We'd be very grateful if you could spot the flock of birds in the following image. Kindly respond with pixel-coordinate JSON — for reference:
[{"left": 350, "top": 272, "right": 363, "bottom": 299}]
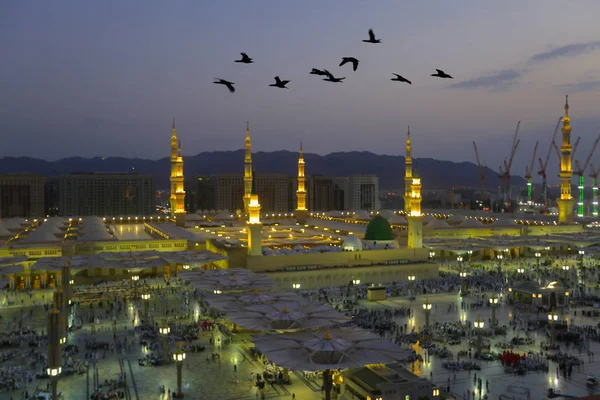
[{"left": 213, "top": 29, "right": 454, "bottom": 93}]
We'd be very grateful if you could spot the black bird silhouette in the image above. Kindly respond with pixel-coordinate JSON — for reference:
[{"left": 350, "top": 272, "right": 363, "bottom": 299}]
[
  {"left": 362, "top": 29, "right": 381, "bottom": 44},
  {"left": 339, "top": 57, "right": 359, "bottom": 71},
  {"left": 269, "top": 76, "right": 290, "bottom": 89},
  {"left": 234, "top": 53, "right": 254, "bottom": 64},
  {"left": 213, "top": 78, "right": 235, "bottom": 93},
  {"left": 431, "top": 69, "right": 453, "bottom": 79},
  {"left": 391, "top": 73, "right": 411, "bottom": 84},
  {"left": 322, "top": 70, "right": 345, "bottom": 83},
  {"left": 310, "top": 68, "right": 328, "bottom": 76}
]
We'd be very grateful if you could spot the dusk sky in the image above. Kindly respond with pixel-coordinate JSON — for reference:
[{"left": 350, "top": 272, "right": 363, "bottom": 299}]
[{"left": 2, "top": 1, "right": 600, "bottom": 179}]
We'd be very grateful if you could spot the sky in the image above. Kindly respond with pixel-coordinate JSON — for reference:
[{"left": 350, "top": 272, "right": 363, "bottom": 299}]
[{"left": 2, "top": 1, "right": 600, "bottom": 179}]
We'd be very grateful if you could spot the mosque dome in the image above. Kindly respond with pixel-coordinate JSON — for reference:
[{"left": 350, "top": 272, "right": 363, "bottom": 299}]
[
  {"left": 364, "top": 215, "right": 394, "bottom": 241},
  {"left": 343, "top": 234, "right": 363, "bottom": 251}
]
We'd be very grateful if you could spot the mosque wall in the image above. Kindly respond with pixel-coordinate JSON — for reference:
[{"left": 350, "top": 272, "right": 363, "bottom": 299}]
[
  {"left": 264, "top": 262, "right": 439, "bottom": 290},
  {"left": 245, "top": 247, "right": 430, "bottom": 272}
]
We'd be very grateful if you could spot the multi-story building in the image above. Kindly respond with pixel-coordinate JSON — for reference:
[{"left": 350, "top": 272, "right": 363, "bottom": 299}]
[
  {"left": 350, "top": 175, "right": 380, "bottom": 211},
  {"left": 214, "top": 174, "right": 244, "bottom": 213},
  {"left": 0, "top": 173, "right": 46, "bottom": 218},
  {"left": 332, "top": 177, "right": 351, "bottom": 211},
  {"left": 310, "top": 176, "right": 334, "bottom": 211},
  {"left": 59, "top": 173, "right": 155, "bottom": 217}
]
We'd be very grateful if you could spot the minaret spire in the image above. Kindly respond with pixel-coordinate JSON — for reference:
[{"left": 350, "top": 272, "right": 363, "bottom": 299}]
[
  {"left": 247, "top": 168, "right": 262, "bottom": 256},
  {"left": 243, "top": 122, "right": 253, "bottom": 214},
  {"left": 169, "top": 120, "right": 185, "bottom": 226},
  {"left": 296, "top": 142, "right": 307, "bottom": 222},
  {"left": 404, "top": 126, "right": 413, "bottom": 214},
  {"left": 557, "top": 95, "right": 575, "bottom": 224}
]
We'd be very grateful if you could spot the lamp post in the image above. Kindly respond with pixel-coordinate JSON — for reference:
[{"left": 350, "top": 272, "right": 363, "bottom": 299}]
[
  {"left": 47, "top": 306, "right": 63, "bottom": 400},
  {"left": 352, "top": 279, "right": 360, "bottom": 304},
  {"left": 544, "top": 246, "right": 551, "bottom": 258},
  {"left": 459, "top": 272, "right": 467, "bottom": 296},
  {"left": 489, "top": 294, "right": 499, "bottom": 328},
  {"left": 407, "top": 275, "right": 415, "bottom": 297},
  {"left": 423, "top": 298, "right": 432, "bottom": 331},
  {"left": 141, "top": 292, "right": 151, "bottom": 320},
  {"left": 474, "top": 315, "right": 485, "bottom": 354},
  {"left": 131, "top": 275, "right": 139, "bottom": 299},
  {"left": 578, "top": 250, "right": 585, "bottom": 268},
  {"left": 496, "top": 254, "right": 503, "bottom": 275},
  {"left": 53, "top": 289, "right": 66, "bottom": 345},
  {"left": 172, "top": 344, "right": 186, "bottom": 398},
  {"left": 160, "top": 322, "right": 170, "bottom": 363},
  {"left": 548, "top": 310, "right": 558, "bottom": 345},
  {"left": 467, "top": 250, "right": 473, "bottom": 263},
  {"left": 457, "top": 256, "right": 463, "bottom": 270},
  {"left": 562, "top": 265, "right": 570, "bottom": 286},
  {"left": 429, "top": 251, "right": 435, "bottom": 260},
  {"left": 534, "top": 252, "right": 541, "bottom": 268}
]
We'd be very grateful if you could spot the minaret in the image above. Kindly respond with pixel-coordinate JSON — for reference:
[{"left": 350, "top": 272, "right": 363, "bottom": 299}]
[
  {"left": 243, "top": 122, "right": 253, "bottom": 214},
  {"left": 247, "top": 170, "right": 262, "bottom": 256},
  {"left": 406, "top": 134, "right": 424, "bottom": 249},
  {"left": 296, "top": 142, "right": 309, "bottom": 223},
  {"left": 169, "top": 119, "right": 186, "bottom": 226},
  {"left": 404, "top": 127, "right": 413, "bottom": 214},
  {"left": 557, "top": 95, "right": 576, "bottom": 224}
]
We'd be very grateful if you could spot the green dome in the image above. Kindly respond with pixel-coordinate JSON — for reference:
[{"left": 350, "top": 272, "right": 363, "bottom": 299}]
[{"left": 364, "top": 215, "right": 394, "bottom": 241}]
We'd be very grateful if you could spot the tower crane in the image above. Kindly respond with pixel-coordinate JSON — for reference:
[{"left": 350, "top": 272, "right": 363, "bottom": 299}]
[
  {"left": 499, "top": 121, "right": 521, "bottom": 212},
  {"left": 472, "top": 141, "right": 486, "bottom": 204},
  {"left": 537, "top": 117, "right": 562, "bottom": 213},
  {"left": 574, "top": 133, "right": 600, "bottom": 217},
  {"left": 524, "top": 141, "right": 539, "bottom": 202},
  {"left": 588, "top": 163, "right": 600, "bottom": 217}
]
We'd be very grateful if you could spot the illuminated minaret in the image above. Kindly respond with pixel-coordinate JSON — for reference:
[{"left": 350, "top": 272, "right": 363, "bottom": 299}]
[
  {"left": 296, "top": 142, "right": 309, "bottom": 223},
  {"left": 169, "top": 119, "right": 186, "bottom": 226},
  {"left": 404, "top": 127, "right": 413, "bottom": 214},
  {"left": 407, "top": 163, "right": 424, "bottom": 249},
  {"left": 247, "top": 170, "right": 263, "bottom": 256},
  {"left": 243, "top": 122, "right": 253, "bottom": 214},
  {"left": 557, "top": 95, "right": 576, "bottom": 224}
]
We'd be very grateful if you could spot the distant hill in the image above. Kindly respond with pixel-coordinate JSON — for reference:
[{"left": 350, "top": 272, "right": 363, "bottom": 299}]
[{"left": 0, "top": 151, "right": 523, "bottom": 190}]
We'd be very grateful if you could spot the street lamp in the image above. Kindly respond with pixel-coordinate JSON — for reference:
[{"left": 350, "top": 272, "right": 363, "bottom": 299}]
[
  {"left": 172, "top": 344, "right": 186, "bottom": 398},
  {"left": 141, "top": 292, "right": 151, "bottom": 320},
  {"left": 47, "top": 306, "right": 63, "bottom": 400},
  {"left": 407, "top": 275, "right": 415, "bottom": 297},
  {"left": 131, "top": 275, "right": 139, "bottom": 298},
  {"left": 292, "top": 283, "right": 301, "bottom": 290},
  {"left": 534, "top": 252, "right": 541, "bottom": 268},
  {"left": 517, "top": 268, "right": 525, "bottom": 275},
  {"left": 496, "top": 254, "right": 503, "bottom": 274},
  {"left": 423, "top": 298, "right": 432, "bottom": 331},
  {"left": 159, "top": 322, "right": 170, "bottom": 363},
  {"left": 352, "top": 279, "right": 360, "bottom": 304},
  {"left": 213, "top": 289, "right": 222, "bottom": 295},
  {"left": 429, "top": 251, "right": 435, "bottom": 260},
  {"left": 459, "top": 272, "right": 467, "bottom": 296},
  {"left": 467, "top": 250, "right": 473, "bottom": 263},
  {"left": 457, "top": 256, "right": 463, "bottom": 270},
  {"left": 548, "top": 310, "right": 558, "bottom": 345},
  {"left": 489, "top": 294, "right": 499, "bottom": 328},
  {"left": 474, "top": 315, "right": 485, "bottom": 354}
]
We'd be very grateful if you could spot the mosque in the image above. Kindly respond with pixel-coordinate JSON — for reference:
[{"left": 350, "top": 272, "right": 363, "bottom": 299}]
[{"left": 0, "top": 96, "right": 596, "bottom": 291}]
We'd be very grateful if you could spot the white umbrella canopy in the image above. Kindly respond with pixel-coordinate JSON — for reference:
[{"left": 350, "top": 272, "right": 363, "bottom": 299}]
[
  {"left": 182, "top": 269, "right": 278, "bottom": 292},
  {"left": 204, "top": 289, "right": 299, "bottom": 309},
  {"left": 225, "top": 302, "right": 349, "bottom": 331},
  {"left": 252, "top": 327, "right": 410, "bottom": 371}
]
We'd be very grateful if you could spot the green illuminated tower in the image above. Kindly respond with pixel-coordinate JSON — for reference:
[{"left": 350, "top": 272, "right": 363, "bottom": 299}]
[
  {"left": 593, "top": 175, "right": 599, "bottom": 217},
  {"left": 577, "top": 175, "right": 584, "bottom": 217}
]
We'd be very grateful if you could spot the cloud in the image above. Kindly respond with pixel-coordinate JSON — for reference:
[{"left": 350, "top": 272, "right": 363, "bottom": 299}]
[
  {"left": 558, "top": 80, "right": 600, "bottom": 93},
  {"left": 449, "top": 69, "right": 523, "bottom": 91},
  {"left": 532, "top": 41, "right": 600, "bottom": 62}
]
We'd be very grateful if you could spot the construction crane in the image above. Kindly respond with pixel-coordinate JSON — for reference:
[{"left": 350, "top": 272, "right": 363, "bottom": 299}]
[
  {"left": 574, "top": 133, "right": 600, "bottom": 217},
  {"left": 588, "top": 163, "right": 600, "bottom": 217},
  {"left": 524, "top": 141, "right": 539, "bottom": 202},
  {"left": 499, "top": 121, "right": 521, "bottom": 212},
  {"left": 472, "top": 141, "right": 486, "bottom": 203},
  {"left": 537, "top": 117, "right": 562, "bottom": 213}
]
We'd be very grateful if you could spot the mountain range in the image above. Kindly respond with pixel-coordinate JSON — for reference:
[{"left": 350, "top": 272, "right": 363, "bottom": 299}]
[{"left": 0, "top": 151, "right": 524, "bottom": 190}]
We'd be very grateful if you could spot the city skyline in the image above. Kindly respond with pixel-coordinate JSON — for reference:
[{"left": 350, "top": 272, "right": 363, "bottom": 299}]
[{"left": 2, "top": 1, "right": 600, "bottom": 177}]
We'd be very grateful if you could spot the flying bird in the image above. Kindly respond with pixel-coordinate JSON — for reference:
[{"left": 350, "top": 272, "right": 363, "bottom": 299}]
[
  {"left": 269, "top": 76, "right": 290, "bottom": 89},
  {"left": 213, "top": 78, "right": 235, "bottom": 93},
  {"left": 322, "top": 71, "right": 346, "bottom": 83},
  {"left": 391, "top": 73, "right": 411, "bottom": 84},
  {"left": 362, "top": 29, "right": 381, "bottom": 44},
  {"left": 234, "top": 53, "right": 254, "bottom": 64},
  {"left": 431, "top": 69, "right": 453, "bottom": 79},
  {"left": 339, "top": 57, "right": 359, "bottom": 71},
  {"left": 310, "top": 68, "right": 328, "bottom": 76}
]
